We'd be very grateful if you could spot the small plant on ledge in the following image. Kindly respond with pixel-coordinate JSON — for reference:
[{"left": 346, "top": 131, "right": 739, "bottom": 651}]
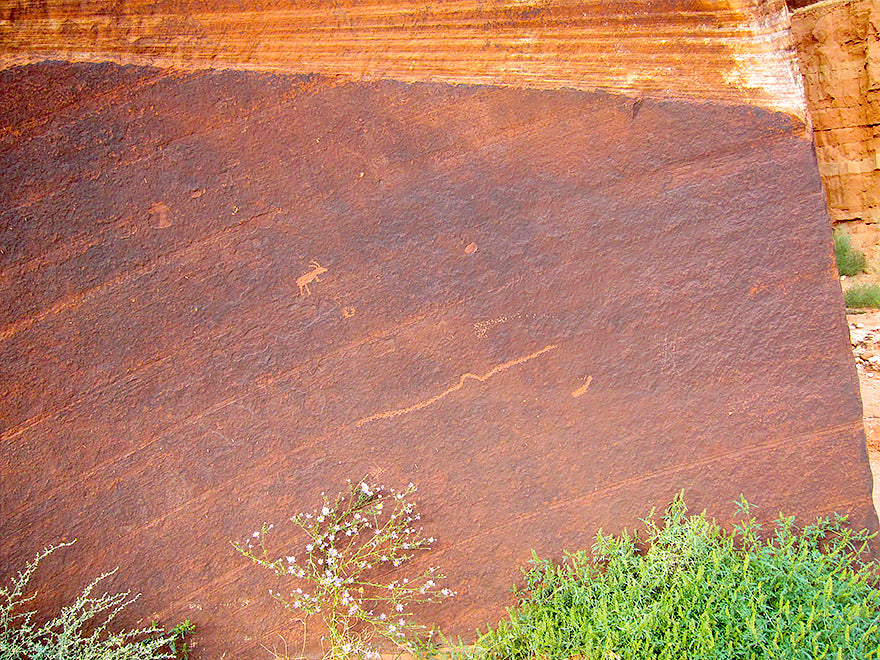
[
  {"left": 234, "top": 480, "right": 454, "bottom": 660},
  {"left": 834, "top": 228, "right": 867, "bottom": 277},
  {"left": 845, "top": 282, "right": 880, "bottom": 309}
]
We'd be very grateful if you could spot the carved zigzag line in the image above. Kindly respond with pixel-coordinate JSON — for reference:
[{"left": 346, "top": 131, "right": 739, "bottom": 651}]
[{"left": 355, "top": 343, "right": 558, "bottom": 428}]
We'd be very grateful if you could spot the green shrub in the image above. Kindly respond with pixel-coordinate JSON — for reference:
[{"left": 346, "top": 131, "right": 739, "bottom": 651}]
[
  {"left": 0, "top": 542, "right": 187, "bottom": 660},
  {"left": 834, "top": 230, "right": 867, "bottom": 276},
  {"left": 846, "top": 283, "right": 880, "bottom": 309},
  {"left": 470, "top": 496, "right": 880, "bottom": 660}
]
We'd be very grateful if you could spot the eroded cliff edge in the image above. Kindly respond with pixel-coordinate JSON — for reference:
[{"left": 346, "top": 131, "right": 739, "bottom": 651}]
[{"left": 0, "top": 0, "right": 807, "bottom": 116}]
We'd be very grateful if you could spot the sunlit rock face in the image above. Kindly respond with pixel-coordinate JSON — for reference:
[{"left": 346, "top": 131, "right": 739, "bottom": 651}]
[
  {"left": 0, "top": 2, "right": 875, "bottom": 658},
  {"left": 791, "top": 0, "right": 880, "bottom": 225},
  {"left": 2, "top": 0, "right": 806, "bottom": 115}
]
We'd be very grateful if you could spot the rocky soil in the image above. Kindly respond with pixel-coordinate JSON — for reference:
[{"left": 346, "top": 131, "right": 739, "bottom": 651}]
[{"left": 848, "top": 310, "right": 880, "bottom": 515}]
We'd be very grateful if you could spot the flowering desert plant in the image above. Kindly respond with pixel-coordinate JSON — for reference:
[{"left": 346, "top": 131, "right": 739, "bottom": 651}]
[{"left": 234, "top": 480, "right": 454, "bottom": 660}]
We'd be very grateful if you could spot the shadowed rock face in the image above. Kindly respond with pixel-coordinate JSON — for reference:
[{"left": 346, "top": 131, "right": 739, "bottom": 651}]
[{"left": 0, "top": 61, "right": 874, "bottom": 657}]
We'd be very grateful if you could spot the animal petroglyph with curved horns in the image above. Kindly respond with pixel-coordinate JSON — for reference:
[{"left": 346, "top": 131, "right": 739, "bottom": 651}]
[{"left": 297, "top": 261, "right": 327, "bottom": 296}]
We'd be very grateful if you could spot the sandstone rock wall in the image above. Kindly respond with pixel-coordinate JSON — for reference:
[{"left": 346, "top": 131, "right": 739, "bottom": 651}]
[
  {"left": 2, "top": 4, "right": 878, "bottom": 656},
  {"left": 791, "top": 0, "right": 880, "bottom": 224},
  {"left": 1, "top": 62, "right": 873, "bottom": 658},
  {"left": 0, "top": 0, "right": 807, "bottom": 116}
]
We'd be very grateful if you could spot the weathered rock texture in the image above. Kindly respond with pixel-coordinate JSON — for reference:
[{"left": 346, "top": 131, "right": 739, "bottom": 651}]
[
  {"left": 0, "top": 2, "right": 876, "bottom": 659},
  {"left": 0, "top": 0, "right": 807, "bottom": 116},
  {"left": 0, "top": 59, "right": 875, "bottom": 658},
  {"left": 791, "top": 0, "right": 880, "bottom": 224}
]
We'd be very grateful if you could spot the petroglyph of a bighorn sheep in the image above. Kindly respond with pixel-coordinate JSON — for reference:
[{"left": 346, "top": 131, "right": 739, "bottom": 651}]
[{"left": 297, "top": 261, "right": 328, "bottom": 296}]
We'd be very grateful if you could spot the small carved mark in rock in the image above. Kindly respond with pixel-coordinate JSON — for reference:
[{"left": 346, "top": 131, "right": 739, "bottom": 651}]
[
  {"left": 571, "top": 376, "right": 593, "bottom": 398},
  {"left": 149, "top": 201, "right": 171, "bottom": 228}
]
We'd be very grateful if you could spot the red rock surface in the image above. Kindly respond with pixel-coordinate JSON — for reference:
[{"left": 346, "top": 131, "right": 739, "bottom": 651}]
[{"left": 0, "top": 60, "right": 874, "bottom": 657}]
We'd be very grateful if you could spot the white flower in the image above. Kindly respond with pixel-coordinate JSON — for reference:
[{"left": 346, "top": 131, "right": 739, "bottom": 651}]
[
  {"left": 286, "top": 556, "right": 296, "bottom": 563},
  {"left": 306, "top": 544, "right": 313, "bottom": 552},
  {"left": 395, "top": 603, "right": 403, "bottom": 612},
  {"left": 252, "top": 531, "right": 260, "bottom": 538}
]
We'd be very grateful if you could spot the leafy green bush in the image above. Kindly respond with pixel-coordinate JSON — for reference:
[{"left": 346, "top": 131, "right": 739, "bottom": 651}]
[
  {"left": 0, "top": 542, "right": 188, "bottom": 660},
  {"left": 846, "top": 283, "right": 880, "bottom": 309},
  {"left": 471, "top": 496, "right": 880, "bottom": 660},
  {"left": 834, "top": 229, "right": 867, "bottom": 276}
]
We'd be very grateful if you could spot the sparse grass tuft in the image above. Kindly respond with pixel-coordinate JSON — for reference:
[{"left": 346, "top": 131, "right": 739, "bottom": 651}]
[
  {"left": 834, "top": 229, "right": 867, "bottom": 276},
  {"left": 468, "top": 495, "right": 880, "bottom": 660},
  {"left": 846, "top": 283, "right": 880, "bottom": 309}
]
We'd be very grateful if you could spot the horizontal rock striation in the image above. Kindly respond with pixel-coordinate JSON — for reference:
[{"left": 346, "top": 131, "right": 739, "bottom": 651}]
[
  {"left": 791, "top": 0, "right": 880, "bottom": 224},
  {"left": 0, "top": 0, "right": 806, "bottom": 115}
]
